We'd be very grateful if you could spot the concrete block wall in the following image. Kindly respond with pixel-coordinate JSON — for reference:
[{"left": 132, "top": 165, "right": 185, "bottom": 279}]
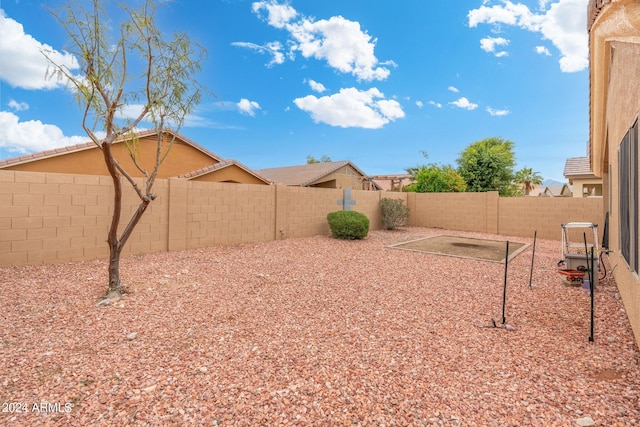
[
  {"left": 351, "top": 189, "right": 387, "bottom": 229},
  {"left": 498, "top": 197, "right": 603, "bottom": 241},
  {"left": 1, "top": 170, "right": 605, "bottom": 268},
  {"left": 182, "top": 181, "right": 276, "bottom": 248},
  {"left": 278, "top": 186, "right": 339, "bottom": 239},
  {"left": 411, "top": 191, "right": 499, "bottom": 234}
]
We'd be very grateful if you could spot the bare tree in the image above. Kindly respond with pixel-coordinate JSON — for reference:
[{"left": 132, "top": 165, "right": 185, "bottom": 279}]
[{"left": 43, "top": 0, "right": 207, "bottom": 294}]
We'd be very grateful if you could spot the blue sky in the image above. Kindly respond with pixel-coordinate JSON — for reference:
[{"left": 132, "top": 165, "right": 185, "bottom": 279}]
[{"left": 0, "top": 0, "right": 589, "bottom": 182}]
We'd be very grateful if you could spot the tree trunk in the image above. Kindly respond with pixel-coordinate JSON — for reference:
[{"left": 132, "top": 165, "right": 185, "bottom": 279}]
[
  {"left": 103, "top": 141, "right": 125, "bottom": 294},
  {"left": 108, "top": 241, "right": 122, "bottom": 293}
]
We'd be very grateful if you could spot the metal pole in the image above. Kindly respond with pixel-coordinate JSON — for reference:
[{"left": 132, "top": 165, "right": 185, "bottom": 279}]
[
  {"left": 583, "top": 232, "right": 594, "bottom": 343},
  {"left": 501, "top": 241, "right": 509, "bottom": 324},
  {"left": 528, "top": 230, "right": 537, "bottom": 290},
  {"left": 590, "top": 246, "right": 595, "bottom": 342}
]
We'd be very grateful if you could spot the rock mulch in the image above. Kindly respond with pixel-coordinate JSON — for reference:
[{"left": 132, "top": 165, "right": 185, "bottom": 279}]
[{"left": 1, "top": 227, "right": 639, "bottom": 426}]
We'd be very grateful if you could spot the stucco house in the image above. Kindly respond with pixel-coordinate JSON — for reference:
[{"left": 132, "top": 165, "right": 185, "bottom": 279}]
[
  {"left": 563, "top": 156, "right": 603, "bottom": 197},
  {"left": 257, "top": 161, "right": 381, "bottom": 190},
  {"left": 588, "top": 0, "right": 640, "bottom": 345},
  {"left": 0, "top": 129, "right": 271, "bottom": 185}
]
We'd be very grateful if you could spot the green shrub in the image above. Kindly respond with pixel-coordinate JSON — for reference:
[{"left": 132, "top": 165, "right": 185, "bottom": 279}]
[
  {"left": 380, "top": 198, "right": 410, "bottom": 230},
  {"left": 402, "top": 183, "right": 418, "bottom": 192},
  {"left": 327, "top": 210, "right": 370, "bottom": 240}
]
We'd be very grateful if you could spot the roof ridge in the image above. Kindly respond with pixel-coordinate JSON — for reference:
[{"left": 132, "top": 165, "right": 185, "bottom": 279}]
[
  {"left": 300, "top": 160, "right": 349, "bottom": 186},
  {"left": 0, "top": 129, "right": 224, "bottom": 169}
]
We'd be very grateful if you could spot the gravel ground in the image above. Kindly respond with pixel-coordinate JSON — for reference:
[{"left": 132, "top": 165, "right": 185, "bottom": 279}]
[{"left": 1, "top": 227, "right": 639, "bottom": 426}]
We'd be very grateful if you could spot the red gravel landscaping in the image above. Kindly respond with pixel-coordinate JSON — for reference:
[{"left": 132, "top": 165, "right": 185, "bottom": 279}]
[{"left": 1, "top": 227, "right": 639, "bottom": 426}]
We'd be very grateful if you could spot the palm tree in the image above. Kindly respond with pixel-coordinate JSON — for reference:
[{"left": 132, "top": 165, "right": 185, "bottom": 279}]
[{"left": 514, "top": 167, "right": 543, "bottom": 195}]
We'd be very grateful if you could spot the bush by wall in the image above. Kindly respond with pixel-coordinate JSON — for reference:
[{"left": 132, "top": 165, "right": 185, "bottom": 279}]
[
  {"left": 380, "top": 198, "right": 410, "bottom": 230},
  {"left": 326, "top": 211, "right": 370, "bottom": 240}
]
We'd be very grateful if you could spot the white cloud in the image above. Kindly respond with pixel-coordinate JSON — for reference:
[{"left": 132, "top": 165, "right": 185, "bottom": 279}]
[
  {"left": 231, "top": 41, "right": 285, "bottom": 67},
  {"left": 449, "top": 97, "right": 478, "bottom": 110},
  {"left": 468, "top": 0, "right": 588, "bottom": 72},
  {"left": 8, "top": 99, "right": 28, "bottom": 111},
  {"left": 307, "top": 79, "right": 326, "bottom": 93},
  {"left": 480, "top": 36, "right": 510, "bottom": 56},
  {"left": 252, "top": 0, "right": 297, "bottom": 28},
  {"left": 416, "top": 100, "right": 424, "bottom": 109},
  {"left": 428, "top": 100, "right": 442, "bottom": 108},
  {"left": 448, "top": 86, "right": 459, "bottom": 93},
  {"left": 486, "top": 106, "right": 510, "bottom": 116},
  {"left": 237, "top": 98, "right": 262, "bottom": 116},
  {"left": 535, "top": 45, "right": 551, "bottom": 55},
  {"left": 538, "top": 0, "right": 551, "bottom": 10},
  {"left": 243, "top": 2, "right": 391, "bottom": 82},
  {"left": 0, "top": 10, "right": 79, "bottom": 90},
  {"left": 0, "top": 111, "right": 87, "bottom": 155},
  {"left": 293, "top": 87, "right": 404, "bottom": 129}
]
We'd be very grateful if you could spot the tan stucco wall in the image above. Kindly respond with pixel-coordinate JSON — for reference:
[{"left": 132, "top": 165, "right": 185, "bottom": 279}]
[
  {"left": 598, "top": 40, "right": 640, "bottom": 347},
  {"left": 570, "top": 178, "right": 603, "bottom": 197},
  {"left": 590, "top": 0, "right": 640, "bottom": 348},
  {"left": 2, "top": 134, "right": 219, "bottom": 179}
]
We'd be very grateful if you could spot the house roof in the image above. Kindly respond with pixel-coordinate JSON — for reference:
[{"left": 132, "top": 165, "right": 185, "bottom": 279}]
[
  {"left": 258, "top": 161, "right": 374, "bottom": 187},
  {"left": 540, "top": 184, "right": 573, "bottom": 197},
  {"left": 370, "top": 174, "right": 414, "bottom": 191},
  {"left": 563, "top": 157, "right": 598, "bottom": 179},
  {"left": 588, "top": 0, "right": 612, "bottom": 31},
  {"left": 0, "top": 129, "right": 224, "bottom": 169},
  {"left": 178, "top": 159, "right": 271, "bottom": 184}
]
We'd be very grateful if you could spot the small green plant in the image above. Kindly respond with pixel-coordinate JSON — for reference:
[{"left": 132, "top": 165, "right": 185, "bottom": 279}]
[
  {"left": 327, "top": 211, "right": 370, "bottom": 240},
  {"left": 380, "top": 198, "right": 410, "bottom": 230}
]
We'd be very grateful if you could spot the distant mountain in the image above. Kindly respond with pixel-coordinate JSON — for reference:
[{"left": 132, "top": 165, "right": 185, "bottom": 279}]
[{"left": 542, "top": 179, "right": 566, "bottom": 187}]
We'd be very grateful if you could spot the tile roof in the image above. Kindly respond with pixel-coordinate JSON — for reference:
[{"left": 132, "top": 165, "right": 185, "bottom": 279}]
[
  {"left": 370, "top": 174, "right": 414, "bottom": 191},
  {"left": 178, "top": 159, "right": 271, "bottom": 184},
  {"left": 588, "top": 0, "right": 612, "bottom": 31},
  {"left": 258, "top": 161, "right": 363, "bottom": 186},
  {"left": 563, "top": 157, "right": 597, "bottom": 179},
  {"left": 0, "top": 129, "right": 223, "bottom": 168}
]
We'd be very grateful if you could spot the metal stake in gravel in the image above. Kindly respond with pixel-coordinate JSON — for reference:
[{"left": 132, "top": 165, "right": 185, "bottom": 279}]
[
  {"left": 584, "top": 232, "right": 595, "bottom": 343},
  {"left": 528, "top": 231, "right": 537, "bottom": 290},
  {"left": 485, "top": 241, "right": 511, "bottom": 329},
  {"left": 500, "top": 240, "right": 509, "bottom": 325}
]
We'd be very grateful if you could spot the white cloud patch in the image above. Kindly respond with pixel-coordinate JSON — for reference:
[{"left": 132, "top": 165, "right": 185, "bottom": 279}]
[
  {"left": 307, "top": 79, "right": 326, "bottom": 93},
  {"left": 486, "top": 106, "right": 510, "bottom": 116},
  {"left": 251, "top": 0, "right": 297, "bottom": 28},
  {"left": 293, "top": 87, "right": 404, "bottom": 129},
  {"left": 8, "top": 99, "right": 28, "bottom": 111},
  {"left": 480, "top": 36, "right": 510, "bottom": 56},
  {"left": 449, "top": 97, "right": 478, "bottom": 110},
  {"left": 237, "top": 98, "right": 262, "bottom": 116},
  {"left": 536, "top": 45, "right": 551, "bottom": 55},
  {"left": 448, "top": 86, "right": 459, "bottom": 93},
  {"left": 244, "top": 1, "right": 392, "bottom": 81},
  {"left": 0, "top": 111, "right": 87, "bottom": 155},
  {"left": 231, "top": 41, "right": 285, "bottom": 67},
  {"left": 468, "top": 0, "right": 588, "bottom": 72},
  {"left": 428, "top": 100, "right": 442, "bottom": 108},
  {"left": 415, "top": 100, "right": 424, "bottom": 109},
  {"left": 0, "top": 10, "right": 79, "bottom": 89}
]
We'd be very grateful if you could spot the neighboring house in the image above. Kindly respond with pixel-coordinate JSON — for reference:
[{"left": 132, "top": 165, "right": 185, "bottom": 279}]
[
  {"left": 588, "top": 0, "right": 640, "bottom": 346},
  {"left": 563, "top": 156, "right": 603, "bottom": 197},
  {"left": 257, "top": 161, "right": 380, "bottom": 190},
  {"left": 370, "top": 174, "right": 415, "bottom": 192},
  {"left": 0, "top": 129, "right": 270, "bottom": 185},
  {"left": 537, "top": 184, "right": 573, "bottom": 197}
]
